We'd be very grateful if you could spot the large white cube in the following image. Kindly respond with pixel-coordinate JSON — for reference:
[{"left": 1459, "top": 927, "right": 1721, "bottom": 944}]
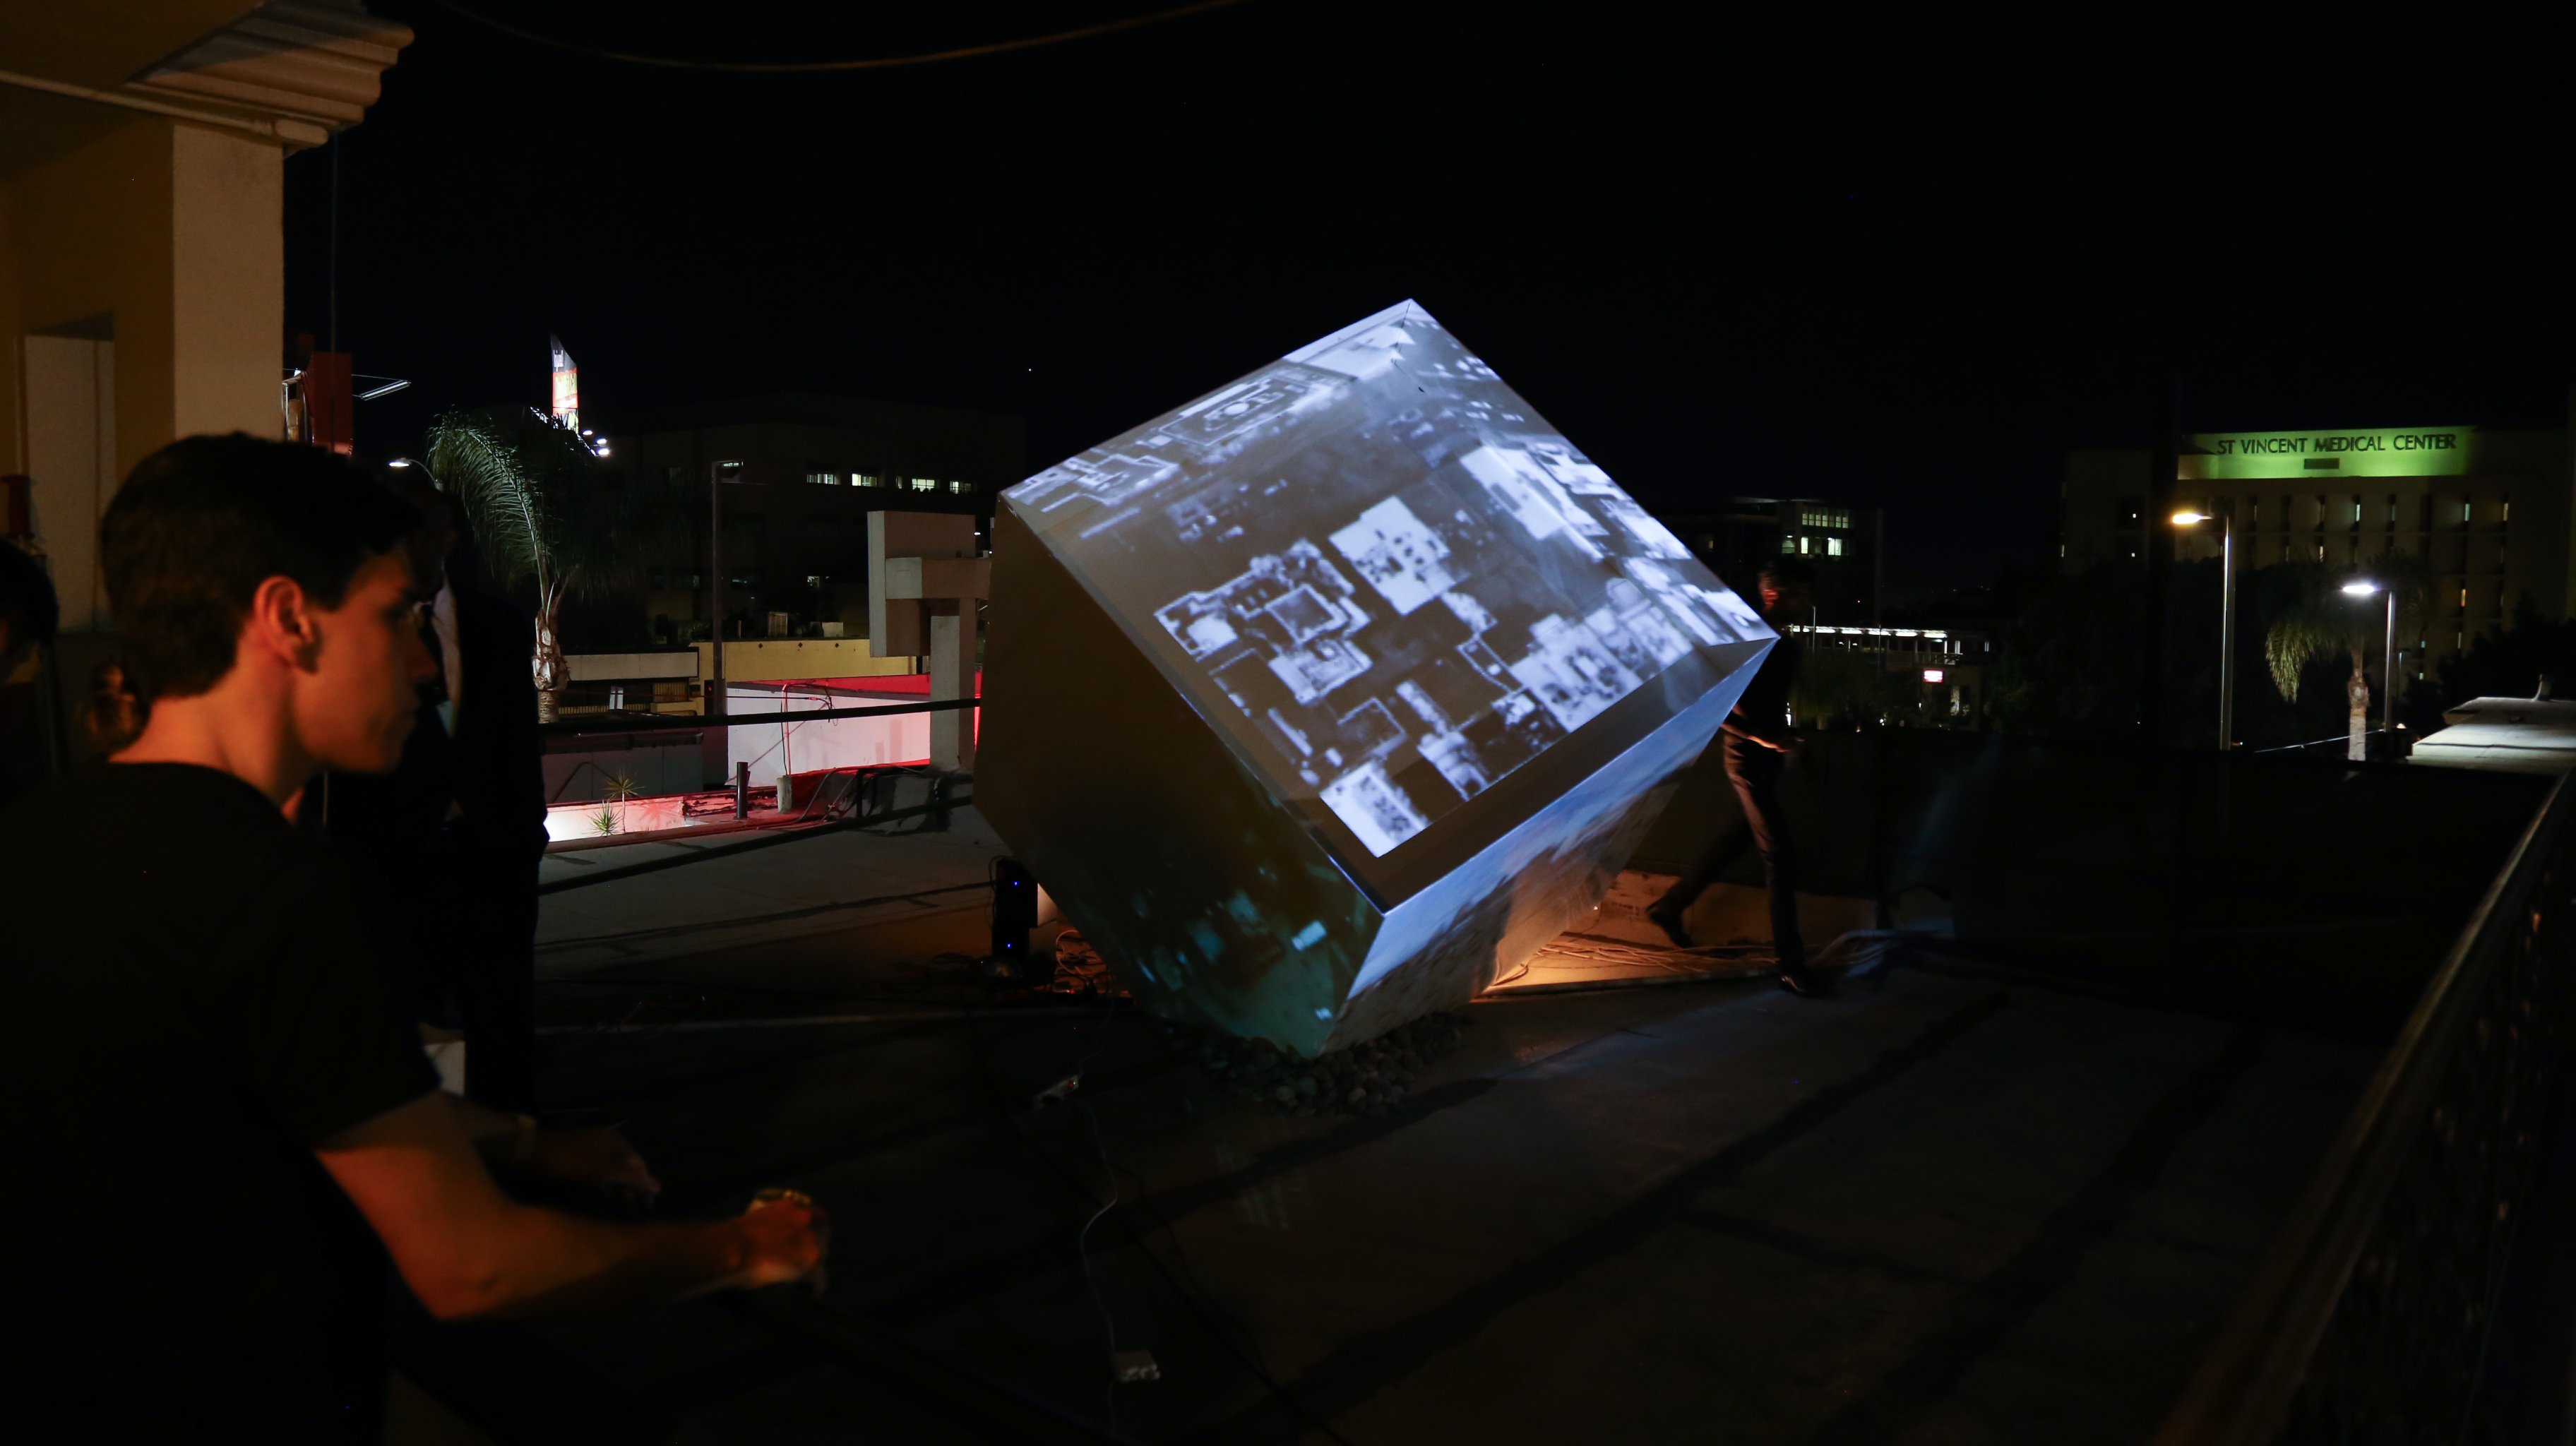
[{"left": 979, "top": 301, "right": 1773, "bottom": 1055}]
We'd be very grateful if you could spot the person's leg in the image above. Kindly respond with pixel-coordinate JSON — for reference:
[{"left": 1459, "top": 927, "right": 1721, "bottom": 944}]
[
  {"left": 1732, "top": 757, "right": 1825, "bottom": 994},
  {"left": 1648, "top": 812, "right": 1749, "bottom": 945},
  {"left": 1735, "top": 765, "right": 1805, "bottom": 971},
  {"left": 1650, "top": 739, "right": 1771, "bottom": 947}
]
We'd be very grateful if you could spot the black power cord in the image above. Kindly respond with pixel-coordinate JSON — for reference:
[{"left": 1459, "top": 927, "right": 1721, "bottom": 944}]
[{"left": 959, "top": 991, "right": 1363, "bottom": 1446}]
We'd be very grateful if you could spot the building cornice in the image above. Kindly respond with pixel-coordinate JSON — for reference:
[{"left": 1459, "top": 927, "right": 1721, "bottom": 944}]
[{"left": 0, "top": 1, "right": 409, "bottom": 151}]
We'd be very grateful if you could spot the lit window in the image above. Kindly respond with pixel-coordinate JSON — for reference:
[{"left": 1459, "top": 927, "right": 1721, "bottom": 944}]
[
  {"left": 806, "top": 472, "right": 839, "bottom": 486},
  {"left": 2460, "top": 587, "right": 2469, "bottom": 607},
  {"left": 852, "top": 473, "right": 879, "bottom": 488},
  {"left": 2503, "top": 498, "right": 2512, "bottom": 524},
  {"left": 910, "top": 477, "right": 938, "bottom": 492},
  {"left": 948, "top": 480, "right": 970, "bottom": 494},
  {"left": 2462, "top": 501, "right": 2473, "bottom": 522},
  {"left": 1826, "top": 536, "right": 1843, "bottom": 557}
]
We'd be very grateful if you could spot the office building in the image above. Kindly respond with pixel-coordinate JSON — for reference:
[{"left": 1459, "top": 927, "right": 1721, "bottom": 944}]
[
  {"left": 2062, "top": 424, "right": 2572, "bottom": 661},
  {"left": 1653, "top": 497, "right": 1883, "bottom": 624},
  {"left": 593, "top": 393, "right": 1021, "bottom": 645}
]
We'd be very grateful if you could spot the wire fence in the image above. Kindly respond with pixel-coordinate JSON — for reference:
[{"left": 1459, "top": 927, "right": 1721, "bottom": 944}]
[{"left": 2249, "top": 726, "right": 2397, "bottom": 755}]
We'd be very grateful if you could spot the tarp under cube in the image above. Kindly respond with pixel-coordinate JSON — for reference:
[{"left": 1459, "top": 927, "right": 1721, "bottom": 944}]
[{"left": 980, "top": 301, "right": 1773, "bottom": 1056}]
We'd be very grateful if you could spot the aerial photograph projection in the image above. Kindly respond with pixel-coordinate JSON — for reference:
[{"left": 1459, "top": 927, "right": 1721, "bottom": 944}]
[{"left": 1008, "top": 301, "right": 1767, "bottom": 859}]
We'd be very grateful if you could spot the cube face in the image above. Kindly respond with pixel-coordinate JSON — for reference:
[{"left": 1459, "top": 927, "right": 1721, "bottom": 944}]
[{"left": 983, "top": 301, "right": 1772, "bottom": 1053}]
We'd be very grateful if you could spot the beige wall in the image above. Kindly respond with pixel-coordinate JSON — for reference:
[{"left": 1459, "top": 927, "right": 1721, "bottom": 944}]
[
  {"left": 169, "top": 123, "right": 281, "bottom": 443},
  {"left": 690, "top": 639, "right": 921, "bottom": 683},
  {"left": 12, "top": 117, "right": 176, "bottom": 487},
  {"left": 4, "top": 115, "right": 284, "bottom": 631}
]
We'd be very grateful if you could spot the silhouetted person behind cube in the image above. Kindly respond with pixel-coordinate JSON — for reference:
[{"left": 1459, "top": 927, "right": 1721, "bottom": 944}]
[
  {"left": 1647, "top": 555, "right": 1831, "bottom": 998},
  {"left": 0, "top": 436, "right": 824, "bottom": 1441}
]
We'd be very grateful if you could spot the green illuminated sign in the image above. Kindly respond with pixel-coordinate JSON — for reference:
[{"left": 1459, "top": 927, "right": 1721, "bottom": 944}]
[{"left": 2180, "top": 426, "right": 2475, "bottom": 480}]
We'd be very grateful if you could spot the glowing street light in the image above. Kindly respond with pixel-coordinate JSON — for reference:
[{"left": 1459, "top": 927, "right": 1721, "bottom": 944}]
[
  {"left": 2171, "top": 510, "right": 2236, "bottom": 749},
  {"left": 2344, "top": 579, "right": 2399, "bottom": 753}
]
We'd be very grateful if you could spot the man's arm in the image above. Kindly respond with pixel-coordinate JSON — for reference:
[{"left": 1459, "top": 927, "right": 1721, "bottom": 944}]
[{"left": 317, "top": 1092, "right": 823, "bottom": 1322}]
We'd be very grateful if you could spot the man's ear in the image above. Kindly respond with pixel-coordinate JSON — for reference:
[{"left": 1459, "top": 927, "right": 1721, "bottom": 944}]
[{"left": 243, "top": 574, "right": 326, "bottom": 672}]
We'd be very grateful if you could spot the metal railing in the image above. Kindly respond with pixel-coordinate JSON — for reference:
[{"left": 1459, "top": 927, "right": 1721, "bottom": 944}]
[
  {"left": 536, "top": 694, "right": 979, "bottom": 737},
  {"left": 2153, "top": 775, "right": 2575, "bottom": 1444},
  {"left": 532, "top": 693, "right": 982, "bottom": 890}
]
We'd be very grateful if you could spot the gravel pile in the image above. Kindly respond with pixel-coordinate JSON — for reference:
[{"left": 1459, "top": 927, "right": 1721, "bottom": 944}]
[{"left": 1169, "top": 1012, "right": 1470, "bottom": 1118}]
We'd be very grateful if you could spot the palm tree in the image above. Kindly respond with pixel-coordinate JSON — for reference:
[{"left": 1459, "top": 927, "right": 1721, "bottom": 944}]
[
  {"left": 2264, "top": 554, "right": 2432, "bottom": 759},
  {"left": 426, "top": 407, "right": 672, "bottom": 722}
]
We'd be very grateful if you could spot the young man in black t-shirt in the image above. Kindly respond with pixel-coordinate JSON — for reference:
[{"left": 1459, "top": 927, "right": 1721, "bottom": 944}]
[{"left": 0, "top": 436, "right": 826, "bottom": 1440}]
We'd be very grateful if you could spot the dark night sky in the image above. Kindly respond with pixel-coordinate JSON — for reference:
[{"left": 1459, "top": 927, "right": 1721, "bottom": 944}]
[{"left": 287, "top": 2, "right": 2576, "bottom": 604}]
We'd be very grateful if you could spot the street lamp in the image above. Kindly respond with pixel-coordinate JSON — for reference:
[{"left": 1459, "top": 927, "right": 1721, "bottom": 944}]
[
  {"left": 2343, "top": 579, "right": 2399, "bottom": 753},
  {"left": 2172, "top": 510, "right": 2235, "bottom": 749}
]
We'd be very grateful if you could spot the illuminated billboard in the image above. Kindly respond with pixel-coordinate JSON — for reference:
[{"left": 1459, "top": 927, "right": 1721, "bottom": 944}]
[
  {"left": 549, "top": 334, "right": 580, "bottom": 431},
  {"left": 2180, "top": 426, "right": 2475, "bottom": 480},
  {"left": 979, "top": 301, "right": 1769, "bottom": 1053}
]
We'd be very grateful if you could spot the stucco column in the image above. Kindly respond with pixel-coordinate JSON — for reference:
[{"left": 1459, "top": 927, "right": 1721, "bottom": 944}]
[{"left": 169, "top": 123, "right": 283, "bottom": 443}]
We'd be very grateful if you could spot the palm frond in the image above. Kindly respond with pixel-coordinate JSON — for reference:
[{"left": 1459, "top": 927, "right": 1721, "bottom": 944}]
[
  {"left": 427, "top": 411, "right": 551, "bottom": 586},
  {"left": 424, "top": 405, "right": 679, "bottom": 596}
]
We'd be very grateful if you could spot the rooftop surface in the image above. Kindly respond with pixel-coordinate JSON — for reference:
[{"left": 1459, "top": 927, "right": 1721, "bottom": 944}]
[{"left": 455, "top": 802, "right": 2397, "bottom": 1444}]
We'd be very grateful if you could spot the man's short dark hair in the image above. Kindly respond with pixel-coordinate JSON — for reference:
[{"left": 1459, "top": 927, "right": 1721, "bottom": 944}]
[
  {"left": 0, "top": 539, "right": 59, "bottom": 650},
  {"left": 102, "top": 435, "right": 419, "bottom": 704},
  {"left": 1758, "top": 555, "right": 1818, "bottom": 588}
]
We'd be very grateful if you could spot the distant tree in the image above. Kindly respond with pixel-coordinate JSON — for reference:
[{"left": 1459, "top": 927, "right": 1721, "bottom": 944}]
[
  {"left": 2260, "top": 554, "right": 2431, "bottom": 760},
  {"left": 1791, "top": 646, "right": 1920, "bottom": 728},
  {"left": 426, "top": 407, "right": 674, "bottom": 722},
  {"left": 2438, "top": 592, "right": 2576, "bottom": 708},
  {"left": 1988, "top": 561, "right": 2147, "bottom": 743}
]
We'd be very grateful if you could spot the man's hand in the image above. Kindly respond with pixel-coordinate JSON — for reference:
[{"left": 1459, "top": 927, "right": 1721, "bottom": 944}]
[
  {"left": 440, "top": 1094, "right": 657, "bottom": 1202},
  {"left": 734, "top": 1193, "right": 830, "bottom": 1294},
  {"left": 524, "top": 1127, "right": 661, "bottom": 1202}
]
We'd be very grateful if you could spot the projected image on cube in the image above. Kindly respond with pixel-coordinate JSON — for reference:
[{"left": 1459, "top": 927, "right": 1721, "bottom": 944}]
[{"left": 979, "top": 301, "right": 1773, "bottom": 1055}]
